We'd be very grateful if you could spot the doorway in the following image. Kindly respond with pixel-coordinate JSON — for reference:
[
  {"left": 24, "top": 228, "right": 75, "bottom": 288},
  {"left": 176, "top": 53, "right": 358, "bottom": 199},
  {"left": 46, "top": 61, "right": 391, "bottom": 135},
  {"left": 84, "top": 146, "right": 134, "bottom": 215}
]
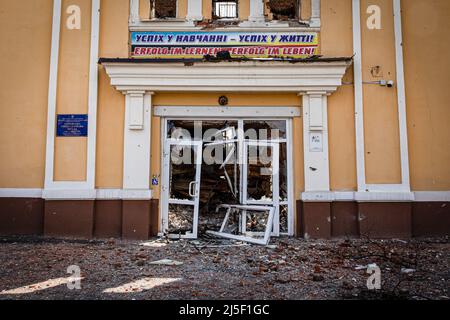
[{"left": 161, "top": 118, "right": 294, "bottom": 239}]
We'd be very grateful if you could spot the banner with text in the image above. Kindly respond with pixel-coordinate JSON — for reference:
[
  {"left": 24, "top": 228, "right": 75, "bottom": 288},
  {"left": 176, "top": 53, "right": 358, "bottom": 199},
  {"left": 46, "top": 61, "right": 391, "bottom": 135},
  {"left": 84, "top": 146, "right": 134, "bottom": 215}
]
[{"left": 131, "top": 31, "right": 319, "bottom": 59}]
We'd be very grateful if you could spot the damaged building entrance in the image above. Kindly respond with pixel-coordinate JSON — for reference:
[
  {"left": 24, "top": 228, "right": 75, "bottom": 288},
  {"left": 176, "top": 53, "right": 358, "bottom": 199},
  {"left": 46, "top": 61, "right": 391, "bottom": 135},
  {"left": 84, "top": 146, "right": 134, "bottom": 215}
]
[{"left": 161, "top": 118, "right": 294, "bottom": 244}]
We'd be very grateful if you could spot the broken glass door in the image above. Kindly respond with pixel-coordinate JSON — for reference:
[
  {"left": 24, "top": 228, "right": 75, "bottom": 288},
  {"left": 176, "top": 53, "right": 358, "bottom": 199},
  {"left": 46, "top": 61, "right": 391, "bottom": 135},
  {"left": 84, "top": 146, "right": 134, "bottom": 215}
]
[
  {"left": 242, "top": 141, "right": 280, "bottom": 236},
  {"left": 162, "top": 140, "right": 202, "bottom": 239}
]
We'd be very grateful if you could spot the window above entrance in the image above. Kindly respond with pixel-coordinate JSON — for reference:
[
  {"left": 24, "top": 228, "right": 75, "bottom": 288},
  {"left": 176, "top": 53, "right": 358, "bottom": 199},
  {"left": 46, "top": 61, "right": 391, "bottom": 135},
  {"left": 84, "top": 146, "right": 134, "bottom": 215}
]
[
  {"left": 213, "top": 1, "right": 239, "bottom": 20},
  {"left": 150, "top": 0, "right": 177, "bottom": 19},
  {"left": 129, "top": 0, "right": 322, "bottom": 31}
]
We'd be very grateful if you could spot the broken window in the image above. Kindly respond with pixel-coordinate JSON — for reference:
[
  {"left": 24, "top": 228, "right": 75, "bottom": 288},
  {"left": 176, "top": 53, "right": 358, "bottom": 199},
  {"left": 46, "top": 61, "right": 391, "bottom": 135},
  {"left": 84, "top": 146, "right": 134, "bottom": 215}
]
[
  {"left": 150, "top": 0, "right": 177, "bottom": 19},
  {"left": 168, "top": 204, "right": 194, "bottom": 234},
  {"left": 163, "top": 119, "right": 292, "bottom": 244},
  {"left": 266, "top": 0, "right": 300, "bottom": 21},
  {"left": 213, "top": 0, "right": 238, "bottom": 19},
  {"left": 244, "top": 120, "right": 286, "bottom": 140}
]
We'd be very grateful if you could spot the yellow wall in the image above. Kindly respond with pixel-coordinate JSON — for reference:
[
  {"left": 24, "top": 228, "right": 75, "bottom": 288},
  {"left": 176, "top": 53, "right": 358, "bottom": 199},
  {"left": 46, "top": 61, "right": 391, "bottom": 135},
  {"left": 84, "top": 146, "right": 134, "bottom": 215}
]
[
  {"left": 53, "top": 0, "right": 91, "bottom": 181},
  {"left": 95, "top": 0, "right": 129, "bottom": 188},
  {"left": 301, "top": 0, "right": 312, "bottom": 21},
  {"left": 402, "top": 0, "right": 450, "bottom": 190},
  {"left": 321, "top": 0, "right": 357, "bottom": 191},
  {"left": 0, "top": 0, "right": 53, "bottom": 188},
  {"left": 239, "top": 0, "right": 250, "bottom": 20},
  {"left": 139, "top": 0, "right": 150, "bottom": 20},
  {"left": 1, "top": 0, "right": 449, "bottom": 193},
  {"left": 203, "top": 0, "right": 212, "bottom": 20},
  {"left": 293, "top": 117, "right": 305, "bottom": 198},
  {"left": 153, "top": 92, "right": 301, "bottom": 106},
  {"left": 151, "top": 117, "right": 162, "bottom": 198},
  {"left": 360, "top": 0, "right": 401, "bottom": 184}
]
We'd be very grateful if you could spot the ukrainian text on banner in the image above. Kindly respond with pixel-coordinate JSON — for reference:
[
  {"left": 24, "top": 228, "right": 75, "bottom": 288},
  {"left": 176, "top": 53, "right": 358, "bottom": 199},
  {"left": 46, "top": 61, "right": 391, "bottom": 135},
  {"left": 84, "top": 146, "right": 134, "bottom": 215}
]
[{"left": 131, "top": 32, "right": 319, "bottom": 59}]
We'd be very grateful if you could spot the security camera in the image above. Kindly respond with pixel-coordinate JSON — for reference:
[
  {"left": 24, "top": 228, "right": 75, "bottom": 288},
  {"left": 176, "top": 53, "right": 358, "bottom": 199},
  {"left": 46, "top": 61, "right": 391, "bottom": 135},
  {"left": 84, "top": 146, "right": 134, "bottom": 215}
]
[{"left": 379, "top": 80, "right": 394, "bottom": 87}]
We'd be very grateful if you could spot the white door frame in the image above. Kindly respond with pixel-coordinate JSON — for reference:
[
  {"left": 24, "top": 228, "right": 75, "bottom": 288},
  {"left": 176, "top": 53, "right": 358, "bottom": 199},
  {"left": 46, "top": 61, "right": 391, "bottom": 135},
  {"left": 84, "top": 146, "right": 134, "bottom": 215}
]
[
  {"left": 242, "top": 140, "right": 281, "bottom": 236},
  {"left": 161, "top": 139, "right": 202, "bottom": 239},
  {"left": 160, "top": 117, "right": 295, "bottom": 237}
]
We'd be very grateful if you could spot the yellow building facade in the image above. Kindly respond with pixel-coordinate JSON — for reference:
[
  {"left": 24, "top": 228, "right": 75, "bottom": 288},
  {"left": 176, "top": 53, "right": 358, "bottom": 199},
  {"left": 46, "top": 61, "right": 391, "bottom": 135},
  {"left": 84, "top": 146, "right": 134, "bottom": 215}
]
[{"left": 0, "top": 0, "right": 449, "bottom": 239}]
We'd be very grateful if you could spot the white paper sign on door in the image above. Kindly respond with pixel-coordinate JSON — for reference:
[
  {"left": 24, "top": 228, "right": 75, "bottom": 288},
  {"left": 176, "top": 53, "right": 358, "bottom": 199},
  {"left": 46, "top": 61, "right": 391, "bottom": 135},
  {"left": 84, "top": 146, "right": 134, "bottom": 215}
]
[{"left": 309, "top": 132, "right": 323, "bottom": 152}]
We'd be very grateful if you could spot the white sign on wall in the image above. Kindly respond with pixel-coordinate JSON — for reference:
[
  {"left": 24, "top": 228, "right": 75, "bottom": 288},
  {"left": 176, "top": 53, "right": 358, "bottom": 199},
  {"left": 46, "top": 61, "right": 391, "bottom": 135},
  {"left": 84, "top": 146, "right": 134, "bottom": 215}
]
[{"left": 309, "top": 132, "right": 323, "bottom": 152}]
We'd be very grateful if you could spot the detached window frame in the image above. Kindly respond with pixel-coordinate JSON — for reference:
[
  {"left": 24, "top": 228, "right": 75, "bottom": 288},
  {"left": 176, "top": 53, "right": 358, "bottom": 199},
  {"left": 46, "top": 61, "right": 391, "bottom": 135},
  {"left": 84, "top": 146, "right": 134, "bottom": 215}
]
[{"left": 212, "top": 0, "right": 239, "bottom": 21}]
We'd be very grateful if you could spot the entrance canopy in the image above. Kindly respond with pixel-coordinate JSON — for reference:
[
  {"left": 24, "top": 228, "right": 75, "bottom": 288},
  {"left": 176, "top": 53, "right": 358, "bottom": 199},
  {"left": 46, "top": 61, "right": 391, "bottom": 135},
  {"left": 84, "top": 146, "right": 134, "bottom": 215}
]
[{"left": 99, "top": 57, "right": 352, "bottom": 93}]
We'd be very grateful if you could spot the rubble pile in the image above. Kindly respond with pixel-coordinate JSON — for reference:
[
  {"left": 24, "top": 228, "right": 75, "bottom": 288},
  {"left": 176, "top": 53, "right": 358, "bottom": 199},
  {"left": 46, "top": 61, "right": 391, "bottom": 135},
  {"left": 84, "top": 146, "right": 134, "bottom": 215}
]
[{"left": 0, "top": 236, "right": 448, "bottom": 300}]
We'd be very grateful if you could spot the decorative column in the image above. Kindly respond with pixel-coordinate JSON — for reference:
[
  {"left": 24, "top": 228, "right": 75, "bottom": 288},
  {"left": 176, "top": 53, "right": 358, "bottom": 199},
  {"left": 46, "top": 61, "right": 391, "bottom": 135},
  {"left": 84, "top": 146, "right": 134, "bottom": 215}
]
[
  {"left": 299, "top": 91, "right": 332, "bottom": 239},
  {"left": 240, "top": 0, "right": 265, "bottom": 26},
  {"left": 123, "top": 91, "right": 153, "bottom": 195},
  {"left": 186, "top": 0, "right": 203, "bottom": 21},
  {"left": 121, "top": 91, "right": 154, "bottom": 240},
  {"left": 310, "top": 0, "right": 321, "bottom": 27},
  {"left": 129, "top": 0, "right": 140, "bottom": 25},
  {"left": 301, "top": 92, "right": 330, "bottom": 193}
]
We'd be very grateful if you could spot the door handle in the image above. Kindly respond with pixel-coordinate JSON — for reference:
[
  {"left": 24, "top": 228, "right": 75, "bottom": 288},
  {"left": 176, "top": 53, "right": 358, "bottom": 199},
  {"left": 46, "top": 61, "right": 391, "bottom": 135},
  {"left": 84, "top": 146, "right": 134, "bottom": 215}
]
[{"left": 189, "top": 181, "right": 197, "bottom": 197}]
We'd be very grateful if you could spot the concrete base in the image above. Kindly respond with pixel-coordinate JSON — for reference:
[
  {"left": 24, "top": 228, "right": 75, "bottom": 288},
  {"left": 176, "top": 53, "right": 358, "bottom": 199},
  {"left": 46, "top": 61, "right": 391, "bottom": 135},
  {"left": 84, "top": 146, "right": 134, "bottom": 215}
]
[
  {"left": 358, "top": 202, "right": 412, "bottom": 239},
  {"left": 1, "top": 197, "right": 449, "bottom": 239},
  {"left": 0, "top": 198, "right": 44, "bottom": 235},
  {"left": 0, "top": 198, "right": 160, "bottom": 240},
  {"left": 331, "top": 202, "right": 359, "bottom": 238},
  {"left": 44, "top": 200, "right": 95, "bottom": 238},
  {"left": 297, "top": 200, "right": 448, "bottom": 239},
  {"left": 301, "top": 202, "right": 331, "bottom": 239},
  {"left": 94, "top": 200, "right": 122, "bottom": 238},
  {"left": 122, "top": 200, "right": 151, "bottom": 240},
  {"left": 412, "top": 202, "right": 450, "bottom": 237}
]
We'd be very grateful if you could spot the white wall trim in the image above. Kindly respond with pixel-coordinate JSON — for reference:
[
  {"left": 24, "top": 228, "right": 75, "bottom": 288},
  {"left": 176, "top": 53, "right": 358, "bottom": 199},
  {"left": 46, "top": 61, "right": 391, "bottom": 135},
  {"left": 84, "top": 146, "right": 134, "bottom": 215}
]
[
  {"left": 414, "top": 192, "right": 450, "bottom": 202},
  {"left": 309, "top": 0, "right": 321, "bottom": 27},
  {"left": 365, "top": 184, "right": 410, "bottom": 193},
  {"left": 42, "top": 189, "right": 97, "bottom": 200},
  {"left": 0, "top": 189, "right": 150, "bottom": 200},
  {"left": 86, "top": 0, "right": 101, "bottom": 189},
  {"left": 393, "top": 0, "right": 411, "bottom": 191},
  {"left": 301, "top": 191, "right": 414, "bottom": 202},
  {"left": 44, "top": 0, "right": 100, "bottom": 193},
  {"left": 355, "top": 192, "right": 414, "bottom": 202},
  {"left": 302, "top": 191, "right": 450, "bottom": 202},
  {"left": 154, "top": 106, "right": 301, "bottom": 118},
  {"left": 301, "top": 192, "right": 338, "bottom": 202},
  {"left": 44, "top": 0, "right": 62, "bottom": 190},
  {"left": 0, "top": 189, "right": 43, "bottom": 199},
  {"left": 96, "top": 189, "right": 152, "bottom": 200},
  {"left": 2, "top": 189, "right": 449, "bottom": 202},
  {"left": 352, "top": 0, "right": 366, "bottom": 192}
]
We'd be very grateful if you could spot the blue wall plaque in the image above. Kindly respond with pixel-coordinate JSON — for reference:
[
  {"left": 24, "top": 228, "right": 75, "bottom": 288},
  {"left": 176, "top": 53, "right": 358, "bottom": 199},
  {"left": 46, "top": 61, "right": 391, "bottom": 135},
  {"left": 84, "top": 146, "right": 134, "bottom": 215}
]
[{"left": 56, "top": 114, "right": 88, "bottom": 137}]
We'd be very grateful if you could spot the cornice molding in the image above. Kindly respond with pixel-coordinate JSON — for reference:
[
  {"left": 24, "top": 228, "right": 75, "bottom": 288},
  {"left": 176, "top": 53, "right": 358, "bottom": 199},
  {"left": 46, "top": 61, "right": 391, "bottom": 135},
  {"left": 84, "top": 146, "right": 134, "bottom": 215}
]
[{"left": 102, "top": 60, "right": 352, "bottom": 93}]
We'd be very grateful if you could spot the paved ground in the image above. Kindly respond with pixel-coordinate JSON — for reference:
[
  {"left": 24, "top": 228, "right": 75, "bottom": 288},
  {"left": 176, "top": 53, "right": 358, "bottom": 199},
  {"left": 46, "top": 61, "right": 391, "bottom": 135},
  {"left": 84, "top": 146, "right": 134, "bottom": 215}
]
[{"left": 0, "top": 236, "right": 448, "bottom": 300}]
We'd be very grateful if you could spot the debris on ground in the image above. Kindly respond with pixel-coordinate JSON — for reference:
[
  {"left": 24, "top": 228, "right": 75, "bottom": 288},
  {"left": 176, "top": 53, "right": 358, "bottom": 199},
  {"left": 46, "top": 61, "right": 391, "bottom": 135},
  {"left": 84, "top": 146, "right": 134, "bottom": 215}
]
[
  {"left": 0, "top": 236, "right": 448, "bottom": 300},
  {"left": 149, "top": 259, "right": 184, "bottom": 266}
]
